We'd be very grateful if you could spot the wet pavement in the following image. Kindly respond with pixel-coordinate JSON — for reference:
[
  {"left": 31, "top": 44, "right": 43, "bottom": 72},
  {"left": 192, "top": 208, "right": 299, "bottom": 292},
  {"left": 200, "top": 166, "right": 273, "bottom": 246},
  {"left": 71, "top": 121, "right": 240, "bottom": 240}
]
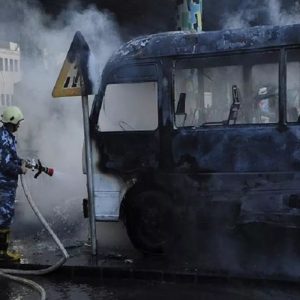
[
  {"left": 0, "top": 220, "right": 300, "bottom": 300},
  {"left": 3, "top": 271, "right": 300, "bottom": 300},
  {"left": 9, "top": 173, "right": 300, "bottom": 282},
  {"left": 2, "top": 193, "right": 300, "bottom": 299}
]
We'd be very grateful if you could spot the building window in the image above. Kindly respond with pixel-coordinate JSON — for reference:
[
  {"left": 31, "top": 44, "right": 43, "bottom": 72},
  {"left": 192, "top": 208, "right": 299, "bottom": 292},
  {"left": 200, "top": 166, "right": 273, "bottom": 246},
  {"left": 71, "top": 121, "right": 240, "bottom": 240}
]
[
  {"left": 14, "top": 60, "right": 18, "bottom": 72},
  {"left": 0, "top": 58, "right": 3, "bottom": 71},
  {"left": 4, "top": 58, "right": 8, "bottom": 71},
  {"left": 9, "top": 59, "right": 13, "bottom": 72},
  {"left": 6, "top": 94, "right": 10, "bottom": 106}
]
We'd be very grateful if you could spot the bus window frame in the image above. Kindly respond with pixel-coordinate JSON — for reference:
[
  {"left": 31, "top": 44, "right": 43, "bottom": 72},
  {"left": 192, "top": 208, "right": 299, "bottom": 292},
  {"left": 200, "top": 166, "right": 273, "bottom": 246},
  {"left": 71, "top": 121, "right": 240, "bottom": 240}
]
[
  {"left": 98, "top": 81, "right": 159, "bottom": 132},
  {"left": 172, "top": 48, "right": 286, "bottom": 130},
  {"left": 91, "top": 62, "right": 162, "bottom": 133},
  {"left": 284, "top": 47, "right": 300, "bottom": 125}
]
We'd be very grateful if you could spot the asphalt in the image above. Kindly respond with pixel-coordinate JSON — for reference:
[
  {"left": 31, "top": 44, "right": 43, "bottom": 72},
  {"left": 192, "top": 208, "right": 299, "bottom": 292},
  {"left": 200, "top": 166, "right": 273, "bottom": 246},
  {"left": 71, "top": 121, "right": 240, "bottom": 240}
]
[
  {"left": 3, "top": 231, "right": 300, "bottom": 285},
  {"left": 0, "top": 236, "right": 210, "bottom": 284},
  {"left": 4, "top": 195, "right": 300, "bottom": 285}
]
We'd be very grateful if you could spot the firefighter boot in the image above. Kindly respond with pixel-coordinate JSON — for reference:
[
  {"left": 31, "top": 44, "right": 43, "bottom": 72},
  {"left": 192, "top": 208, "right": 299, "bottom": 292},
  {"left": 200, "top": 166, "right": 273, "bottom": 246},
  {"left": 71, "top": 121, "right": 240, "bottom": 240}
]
[{"left": 0, "top": 228, "right": 21, "bottom": 262}]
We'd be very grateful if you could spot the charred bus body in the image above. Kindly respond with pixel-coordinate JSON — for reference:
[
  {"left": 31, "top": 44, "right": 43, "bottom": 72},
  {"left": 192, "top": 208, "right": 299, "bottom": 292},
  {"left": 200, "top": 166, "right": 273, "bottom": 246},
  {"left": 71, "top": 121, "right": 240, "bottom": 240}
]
[{"left": 89, "top": 24, "right": 300, "bottom": 255}]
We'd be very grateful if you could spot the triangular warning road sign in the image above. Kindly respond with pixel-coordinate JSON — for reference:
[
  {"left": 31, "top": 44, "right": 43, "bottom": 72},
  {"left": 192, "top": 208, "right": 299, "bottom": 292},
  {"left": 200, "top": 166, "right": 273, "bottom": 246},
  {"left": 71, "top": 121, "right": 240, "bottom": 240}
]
[{"left": 52, "top": 31, "right": 93, "bottom": 98}]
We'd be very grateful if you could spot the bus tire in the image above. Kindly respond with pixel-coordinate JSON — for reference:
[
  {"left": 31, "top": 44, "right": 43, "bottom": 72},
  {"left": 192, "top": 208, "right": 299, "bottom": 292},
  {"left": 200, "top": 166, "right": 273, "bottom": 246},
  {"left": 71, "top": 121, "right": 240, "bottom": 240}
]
[{"left": 124, "top": 190, "right": 173, "bottom": 255}]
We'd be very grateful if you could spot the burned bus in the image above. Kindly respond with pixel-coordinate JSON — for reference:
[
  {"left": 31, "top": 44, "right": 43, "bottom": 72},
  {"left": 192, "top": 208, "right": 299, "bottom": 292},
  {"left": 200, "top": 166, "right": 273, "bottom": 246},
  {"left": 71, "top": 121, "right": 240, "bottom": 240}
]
[{"left": 89, "top": 24, "right": 300, "bottom": 255}]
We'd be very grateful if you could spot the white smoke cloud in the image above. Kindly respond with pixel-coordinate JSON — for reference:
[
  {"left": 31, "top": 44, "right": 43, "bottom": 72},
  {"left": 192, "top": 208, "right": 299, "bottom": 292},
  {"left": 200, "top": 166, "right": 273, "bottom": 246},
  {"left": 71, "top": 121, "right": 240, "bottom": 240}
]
[
  {"left": 222, "top": 0, "right": 300, "bottom": 29},
  {"left": 0, "top": 0, "right": 122, "bottom": 240},
  {"left": 268, "top": 0, "right": 300, "bottom": 25}
]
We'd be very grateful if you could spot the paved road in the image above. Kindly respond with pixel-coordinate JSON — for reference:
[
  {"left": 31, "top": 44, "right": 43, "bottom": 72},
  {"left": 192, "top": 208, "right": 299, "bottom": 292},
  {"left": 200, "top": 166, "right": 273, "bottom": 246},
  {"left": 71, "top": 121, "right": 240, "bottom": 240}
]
[
  {"left": 5, "top": 188, "right": 300, "bottom": 300},
  {"left": 2, "top": 275, "right": 300, "bottom": 300}
]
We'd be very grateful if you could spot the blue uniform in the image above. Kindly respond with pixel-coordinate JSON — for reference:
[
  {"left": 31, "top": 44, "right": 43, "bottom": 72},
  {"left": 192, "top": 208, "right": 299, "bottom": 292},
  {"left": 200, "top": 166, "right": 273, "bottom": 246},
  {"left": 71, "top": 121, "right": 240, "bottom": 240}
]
[{"left": 0, "top": 126, "right": 23, "bottom": 228}]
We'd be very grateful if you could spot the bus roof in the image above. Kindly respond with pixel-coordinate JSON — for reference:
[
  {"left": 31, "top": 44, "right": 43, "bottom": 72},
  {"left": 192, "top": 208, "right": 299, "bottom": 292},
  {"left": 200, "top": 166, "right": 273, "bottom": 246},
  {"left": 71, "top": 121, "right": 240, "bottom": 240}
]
[{"left": 108, "top": 24, "right": 300, "bottom": 65}]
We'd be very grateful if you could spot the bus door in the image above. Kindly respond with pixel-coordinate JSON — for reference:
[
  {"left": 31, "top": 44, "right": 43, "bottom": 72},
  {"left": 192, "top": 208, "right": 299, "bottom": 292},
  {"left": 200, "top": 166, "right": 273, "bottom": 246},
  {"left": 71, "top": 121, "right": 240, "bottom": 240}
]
[{"left": 90, "top": 64, "right": 161, "bottom": 220}]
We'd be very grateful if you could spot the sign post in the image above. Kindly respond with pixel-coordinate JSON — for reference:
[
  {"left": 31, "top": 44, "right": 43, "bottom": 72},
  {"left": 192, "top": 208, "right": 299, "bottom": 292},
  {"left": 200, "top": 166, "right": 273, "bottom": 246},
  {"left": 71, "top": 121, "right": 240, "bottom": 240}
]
[{"left": 52, "top": 31, "right": 97, "bottom": 256}]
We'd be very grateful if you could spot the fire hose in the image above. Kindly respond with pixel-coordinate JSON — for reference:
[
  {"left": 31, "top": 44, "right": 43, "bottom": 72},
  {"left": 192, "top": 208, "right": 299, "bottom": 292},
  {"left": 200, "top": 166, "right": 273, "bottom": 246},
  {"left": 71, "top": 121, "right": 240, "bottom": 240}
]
[{"left": 0, "top": 160, "right": 69, "bottom": 300}]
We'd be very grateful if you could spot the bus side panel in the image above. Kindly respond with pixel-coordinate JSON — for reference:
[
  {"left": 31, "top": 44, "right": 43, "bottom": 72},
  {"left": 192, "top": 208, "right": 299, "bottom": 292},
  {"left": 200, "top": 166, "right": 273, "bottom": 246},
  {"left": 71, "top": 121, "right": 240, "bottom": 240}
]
[{"left": 167, "top": 125, "right": 300, "bottom": 228}]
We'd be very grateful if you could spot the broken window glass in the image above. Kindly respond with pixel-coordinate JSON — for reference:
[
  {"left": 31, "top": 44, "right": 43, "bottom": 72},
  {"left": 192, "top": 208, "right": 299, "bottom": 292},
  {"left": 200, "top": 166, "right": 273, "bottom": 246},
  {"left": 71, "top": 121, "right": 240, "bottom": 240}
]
[{"left": 98, "top": 82, "right": 158, "bottom": 132}]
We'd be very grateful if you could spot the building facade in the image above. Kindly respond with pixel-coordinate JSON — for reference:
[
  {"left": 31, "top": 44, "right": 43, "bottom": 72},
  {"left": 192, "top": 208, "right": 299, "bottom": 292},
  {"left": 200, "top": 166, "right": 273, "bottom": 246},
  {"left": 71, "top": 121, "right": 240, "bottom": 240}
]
[{"left": 0, "top": 41, "right": 21, "bottom": 111}]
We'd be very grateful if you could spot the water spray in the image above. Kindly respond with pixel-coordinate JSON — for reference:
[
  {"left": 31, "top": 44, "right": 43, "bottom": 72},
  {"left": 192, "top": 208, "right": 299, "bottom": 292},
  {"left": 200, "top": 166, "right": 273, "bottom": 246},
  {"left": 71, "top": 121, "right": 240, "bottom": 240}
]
[{"left": 25, "top": 159, "right": 54, "bottom": 178}]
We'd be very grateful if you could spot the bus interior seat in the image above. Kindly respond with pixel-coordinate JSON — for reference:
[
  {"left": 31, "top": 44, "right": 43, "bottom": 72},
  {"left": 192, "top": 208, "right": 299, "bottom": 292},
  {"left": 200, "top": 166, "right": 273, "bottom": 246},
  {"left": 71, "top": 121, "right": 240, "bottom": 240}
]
[
  {"left": 175, "top": 93, "right": 187, "bottom": 127},
  {"left": 227, "top": 85, "right": 241, "bottom": 125}
]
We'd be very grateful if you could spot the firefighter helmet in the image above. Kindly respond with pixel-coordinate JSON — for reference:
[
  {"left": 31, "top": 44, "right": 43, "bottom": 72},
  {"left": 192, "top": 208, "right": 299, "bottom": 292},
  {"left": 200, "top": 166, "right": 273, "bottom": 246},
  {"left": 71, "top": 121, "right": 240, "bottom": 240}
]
[
  {"left": 256, "top": 86, "right": 277, "bottom": 100},
  {"left": 1, "top": 106, "right": 24, "bottom": 125}
]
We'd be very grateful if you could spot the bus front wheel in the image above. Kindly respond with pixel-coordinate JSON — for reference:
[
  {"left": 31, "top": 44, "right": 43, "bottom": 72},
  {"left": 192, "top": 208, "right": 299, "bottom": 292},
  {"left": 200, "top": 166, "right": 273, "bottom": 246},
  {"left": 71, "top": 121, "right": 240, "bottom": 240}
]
[{"left": 124, "top": 190, "right": 173, "bottom": 255}]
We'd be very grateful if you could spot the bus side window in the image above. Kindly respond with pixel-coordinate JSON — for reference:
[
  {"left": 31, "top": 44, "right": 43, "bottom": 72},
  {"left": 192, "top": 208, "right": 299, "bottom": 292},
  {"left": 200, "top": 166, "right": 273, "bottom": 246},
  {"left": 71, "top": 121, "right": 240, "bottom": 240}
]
[
  {"left": 287, "top": 49, "right": 300, "bottom": 123},
  {"left": 174, "top": 51, "right": 280, "bottom": 128}
]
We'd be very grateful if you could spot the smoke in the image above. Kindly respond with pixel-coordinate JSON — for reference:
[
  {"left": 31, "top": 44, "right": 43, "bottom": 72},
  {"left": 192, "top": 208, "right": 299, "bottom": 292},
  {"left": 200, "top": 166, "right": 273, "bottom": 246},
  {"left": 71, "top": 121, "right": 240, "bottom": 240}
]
[
  {"left": 222, "top": 0, "right": 300, "bottom": 29},
  {"left": 0, "top": 0, "right": 122, "bottom": 241}
]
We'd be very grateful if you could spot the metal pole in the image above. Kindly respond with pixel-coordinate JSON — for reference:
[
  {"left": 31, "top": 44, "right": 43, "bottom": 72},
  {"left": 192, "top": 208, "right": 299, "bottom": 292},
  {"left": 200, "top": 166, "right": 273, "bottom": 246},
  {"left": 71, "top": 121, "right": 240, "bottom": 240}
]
[{"left": 81, "top": 79, "right": 97, "bottom": 256}]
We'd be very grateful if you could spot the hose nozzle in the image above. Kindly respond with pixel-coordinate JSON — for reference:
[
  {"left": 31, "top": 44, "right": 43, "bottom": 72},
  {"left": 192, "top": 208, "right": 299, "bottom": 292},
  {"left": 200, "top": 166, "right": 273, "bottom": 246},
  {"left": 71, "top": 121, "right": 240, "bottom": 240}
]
[
  {"left": 41, "top": 166, "right": 54, "bottom": 177},
  {"left": 25, "top": 159, "right": 54, "bottom": 178}
]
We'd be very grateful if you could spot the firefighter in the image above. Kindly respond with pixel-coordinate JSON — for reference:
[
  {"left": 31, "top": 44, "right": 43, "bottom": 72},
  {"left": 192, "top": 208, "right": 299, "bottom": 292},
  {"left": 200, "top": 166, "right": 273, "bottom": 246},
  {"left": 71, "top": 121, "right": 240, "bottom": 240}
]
[
  {"left": 0, "top": 106, "right": 27, "bottom": 262},
  {"left": 256, "top": 86, "right": 278, "bottom": 123}
]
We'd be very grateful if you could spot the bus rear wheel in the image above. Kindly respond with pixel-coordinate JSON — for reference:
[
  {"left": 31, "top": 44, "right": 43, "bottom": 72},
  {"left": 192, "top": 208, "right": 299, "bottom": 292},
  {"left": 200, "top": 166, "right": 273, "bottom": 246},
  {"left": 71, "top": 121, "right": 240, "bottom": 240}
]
[{"left": 124, "top": 190, "right": 173, "bottom": 255}]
